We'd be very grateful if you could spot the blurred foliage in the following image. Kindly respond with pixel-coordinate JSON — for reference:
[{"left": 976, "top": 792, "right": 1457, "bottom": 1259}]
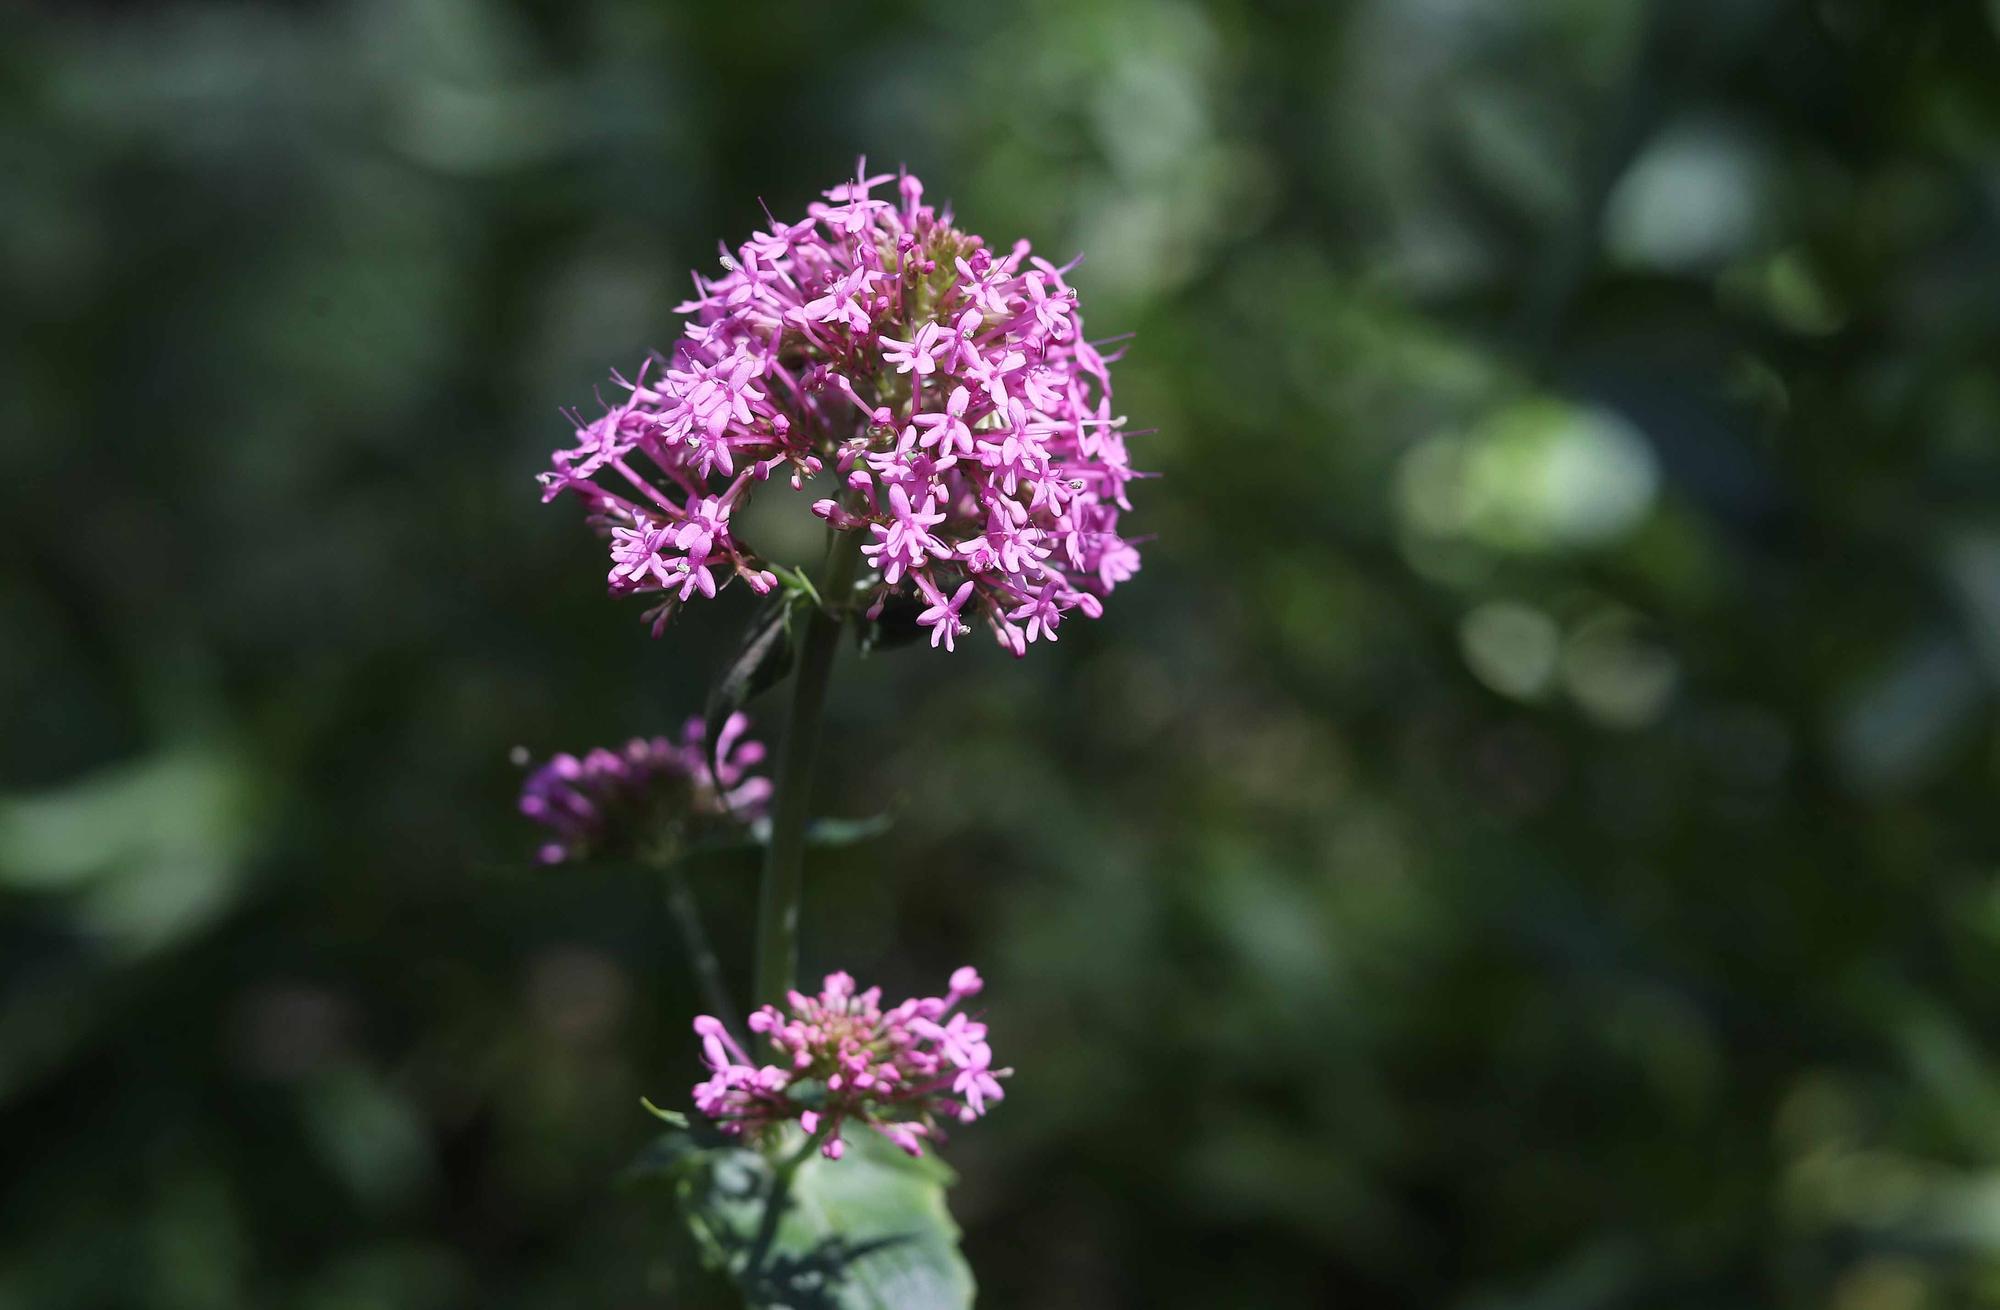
[{"left": 6, "top": 0, "right": 2000, "bottom": 1306}]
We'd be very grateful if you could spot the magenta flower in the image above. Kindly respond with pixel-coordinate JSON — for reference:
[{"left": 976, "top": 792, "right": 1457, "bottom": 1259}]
[
  {"left": 687, "top": 967, "right": 1008, "bottom": 1159},
  {"left": 915, "top": 578, "right": 975, "bottom": 652},
  {"left": 518, "top": 714, "right": 771, "bottom": 864},
  {"left": 539, "top": 161, "right": 1144, "bottom": 653}
]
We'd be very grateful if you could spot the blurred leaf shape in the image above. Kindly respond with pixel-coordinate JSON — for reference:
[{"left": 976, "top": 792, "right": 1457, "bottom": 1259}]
[
  {"left": 1717, "top": 248, "right": 1849, "bottom": 336},
  {"left": 302, "top": 1066, "right": 436, "bottom": 1215},
  {"left": 1398, "top": 397, "right": 1660, "bottom": 554},
  {"left": 1605, "top": 116, "right": 1769, "bottom": 272},
  {"left": 1460, "top": 601, "right": 1562, "bottom": 701},
  {"left": 0, "top": 740, "right": 264, "bottom": 956},
  {"left": 1833, "top": 636, "right": 1983, "bottom": 795},
  {"left": 1560, "top": 609, "right": 1678, "bottom": 729},
  {"left": 1944, "top": 529, "right": 2000, "bottom": 682}
]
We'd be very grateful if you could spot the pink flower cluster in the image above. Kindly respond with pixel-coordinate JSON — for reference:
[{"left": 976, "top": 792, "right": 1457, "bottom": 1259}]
[
  {"left": 518, "top": 714, "right": 770, "bottom": 864},
  {"left": 691, "top": 967, "right": 1007, "bottom": 1159},
  {"left": 539, "top": 161, "right": 1143, "bottom": 654}
]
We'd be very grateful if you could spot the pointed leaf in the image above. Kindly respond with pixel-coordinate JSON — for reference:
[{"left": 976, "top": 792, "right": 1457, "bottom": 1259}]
[
  {"left": 799, "top": 813, "right": 896, "bottom": 848},
  {"left": 641, "top": 1097, "right": 689, "bottom": 1129},
  {"left": 678, "top": 813, "right": 895, "bottom": 860},
  {"left": 705, "top": 593, "right": 800, "bottom": 781}
]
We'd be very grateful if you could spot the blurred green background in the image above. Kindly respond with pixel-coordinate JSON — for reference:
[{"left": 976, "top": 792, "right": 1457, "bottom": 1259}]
[{"left": 7, "top": 0, "right": 2000, "bottom": 1305}]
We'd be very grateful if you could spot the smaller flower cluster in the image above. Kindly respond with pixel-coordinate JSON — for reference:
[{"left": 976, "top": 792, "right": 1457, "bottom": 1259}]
[
  {"left": 519, "top": 714, "right": 771, "bottom": 865},
  {"left": 691, "top": 968, "right": 1007, "bottom": 1159}
]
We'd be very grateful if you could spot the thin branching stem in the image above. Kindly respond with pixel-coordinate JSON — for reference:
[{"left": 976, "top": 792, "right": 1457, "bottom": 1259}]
[{"left": 661, "top": 863, "right": 739, "bottom": 1037}]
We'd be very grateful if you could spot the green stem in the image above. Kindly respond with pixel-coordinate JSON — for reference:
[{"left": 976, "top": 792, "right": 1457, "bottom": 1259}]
[
  {"left": 751, "top": 526, "right": 864, "bottom": 1011},
  {"left": 660, "top": 863, "right": 738, "bottom": 1036},
  {"left": 743, "top": 1124, "right": 834, "bottom": 1287}
]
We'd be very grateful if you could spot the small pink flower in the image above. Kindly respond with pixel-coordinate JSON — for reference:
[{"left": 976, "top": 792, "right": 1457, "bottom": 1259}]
[
  {"left": 911, "top": 385, "right": 975, "bottom": 458},
  {"left": 916, "top": 579, "right": 974, "bottom": 652},
  {"left": 863, "top": 484, "right": 950, "bottom": 585},
  {"left": 882, "top": 322, "right": 947, "bottom": 377},
  {"left": 1007, "top": 580, "right": 1065, "bottom": 645}
]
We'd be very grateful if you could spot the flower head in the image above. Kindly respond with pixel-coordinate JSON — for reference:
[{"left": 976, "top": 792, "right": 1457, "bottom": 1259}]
[
  {"left": 686, "top": 966, "right": 1008, "bottom": 1159},
  {"left": 540, "top": 160, "right": 1144, "bottom": 654},
  {"left": 518, "top": 714, "right": 771, "bottom": 864}
]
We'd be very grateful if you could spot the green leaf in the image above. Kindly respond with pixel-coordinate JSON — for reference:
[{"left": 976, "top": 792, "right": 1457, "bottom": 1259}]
[
  {"left": 797, "top": 813, "right": 897, "bottom": 849},
  {"left": 640, "top": 1097, "right": 689, "bottom": 1129},
  {"left": 678, "top": 1128, "right": 975, "bottom": 1310},
  {"left": 678, "top": 813, "right": 896, "bottom": 860},
  {"left": 705, "top": 593, "right": 801, "bottom": 782},
  {"left": 768, "top": 563, "right": 825, "bottom": 610}
]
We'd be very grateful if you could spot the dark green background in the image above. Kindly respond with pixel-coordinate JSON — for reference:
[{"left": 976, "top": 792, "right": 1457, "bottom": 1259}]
[{"left": 8, "top": 1, "right": 2000, "bottom": 1306}]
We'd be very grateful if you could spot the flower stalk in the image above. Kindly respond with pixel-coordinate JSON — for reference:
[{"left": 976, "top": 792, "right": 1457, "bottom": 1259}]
[
  {"left": 744, "top": 1122, "right": 836, "bottom": 1282},
  {"left": 661, "top": 864, "right": 739, "bottom": 1042},
  {"left": 751, "top": 523, "right": 864, "bottom": 1011}
]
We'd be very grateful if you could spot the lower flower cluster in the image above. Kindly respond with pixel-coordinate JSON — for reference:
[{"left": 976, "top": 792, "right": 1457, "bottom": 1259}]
[
  {"left": 691, "top": 968, "right": 1007, "bottom": 1159},
  {"left": 518, "top": 714, "right": 770, "bottom": 864}
]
